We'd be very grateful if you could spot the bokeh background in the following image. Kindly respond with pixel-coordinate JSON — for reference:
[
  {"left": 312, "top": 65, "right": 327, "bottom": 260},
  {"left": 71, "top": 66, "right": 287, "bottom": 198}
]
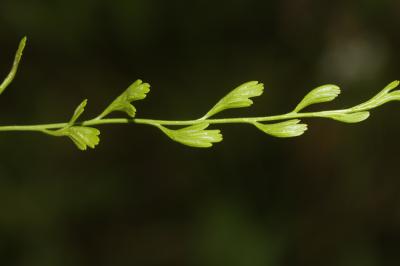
[{"left": 1, "top": 0, "right": 400, "bottom": 265}]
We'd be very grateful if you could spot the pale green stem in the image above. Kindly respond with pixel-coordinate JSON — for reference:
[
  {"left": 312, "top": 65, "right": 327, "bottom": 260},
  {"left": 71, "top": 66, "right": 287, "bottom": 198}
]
[
  {"left": 0, "top": 108, "right": 354, "bottom": 133},
  {"left": 0, "top": 37, "right": 27, "bottom": 95}
]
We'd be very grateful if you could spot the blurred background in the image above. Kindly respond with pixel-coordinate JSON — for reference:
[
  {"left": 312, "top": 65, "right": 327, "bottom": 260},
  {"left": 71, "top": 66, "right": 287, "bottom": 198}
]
[{"left": 0, "top": 0, "right": 400, "bottom": 265}]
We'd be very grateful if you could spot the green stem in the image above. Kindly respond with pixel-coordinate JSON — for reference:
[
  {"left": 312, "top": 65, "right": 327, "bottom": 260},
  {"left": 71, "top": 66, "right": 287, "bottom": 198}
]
[
  {"left": 0, "top": 37, "right": 27, "bottom": 95},
  {"left": 0, "top": 108, "right": 353, "bottom": 133},
  {"left": 135, "top": 109, "right": 350, "bottom": 126}
]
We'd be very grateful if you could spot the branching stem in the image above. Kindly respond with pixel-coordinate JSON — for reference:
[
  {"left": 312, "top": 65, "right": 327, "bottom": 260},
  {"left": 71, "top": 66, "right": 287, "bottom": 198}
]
[{"left": 1, "top": 37, "right": 399, "bottom": 150}]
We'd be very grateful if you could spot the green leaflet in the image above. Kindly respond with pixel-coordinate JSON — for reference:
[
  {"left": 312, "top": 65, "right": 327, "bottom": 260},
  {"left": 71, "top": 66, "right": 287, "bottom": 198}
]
[
  {"left": 68, "top": 99, "right": 87, "bottom": 126},
  {"left": 0, "top": 37, "right": 27, "bottom": 95},
  {"left": 388, "top": 91, "right": 400, "bottom": 101},
  {"left": 158, "top": 123, "right": 223, "bottom": 148},
  {"left": 352, "top": 80, "right": 400, "bottom": 111},
  {"left": 328, "top": 111, "right": 370, "bottom": 123},
  {"left": 294, "top": 84, "right": 341, "bottom": 113},
  {"left": 203, "top": 81, "right": 264, "bottom": 118},
  {"left": 98, "top": 79, "right": 150, "bottom": 119},
  {"left": 63, "top": 126, "right": 100, "bottom": 150},
  {"left": 43, "top": 99, "right": 101, "bottom": 150},
  {"left": 254, "top": 120, "right": 308, "bottom": 138},
  {"left": 45, "top": 126, "right": 100, "bottom": 151},
  {"left": 373, "top": 80, "right": 399, "bottom": 97}
]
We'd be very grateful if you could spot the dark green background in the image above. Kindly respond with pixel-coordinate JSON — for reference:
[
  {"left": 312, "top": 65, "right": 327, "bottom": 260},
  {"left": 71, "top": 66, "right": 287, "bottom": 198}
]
[{"left": 1, "top": 0, "right": 400, "bottom": 265}]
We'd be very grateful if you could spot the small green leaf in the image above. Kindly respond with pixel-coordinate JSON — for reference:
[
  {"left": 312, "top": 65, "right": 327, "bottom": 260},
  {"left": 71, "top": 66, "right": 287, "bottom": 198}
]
[
  {"left": 67, "top": 126, "right": 100, "bottom": 150},
  {"left": 68, "top": 99, "right": 87, "bottom": 126},
  {"left": 99, "top": 79, "right": 150, "bottom": 118},
  {"left": 159, "top": 122, "right": 223, "bottom": 148},
  {"left": 377, "top": 80, "right": 399, "bottom": 96},
  {"left": 203, "top": 81, "right": 264, "bottom": 118},
  {"left": 45, "top": 126, "right": 100, "bottom": 151},
  {"left": 353, "top": 80, "right": 400, "bottom": 111},
  {"left": 328, "top": 111, "right": 370, "bottom": 123},
  {"left": 387, "top": 90, "right": 400, "bottom": 101},
  {"left": 294, "top": 84, "right": 341, "bottom": 112},
  {"left": 254, "top": 120, "right": 308, "bottom": 138},
  {"left": 0, "top": 36, "right": 27, "bottom": 95}
]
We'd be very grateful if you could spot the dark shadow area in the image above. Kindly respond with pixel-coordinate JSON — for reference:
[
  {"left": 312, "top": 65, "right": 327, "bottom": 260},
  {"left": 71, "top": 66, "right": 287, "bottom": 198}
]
[{"left": 0, "top": 0, "right": 400, "bottom": 265}]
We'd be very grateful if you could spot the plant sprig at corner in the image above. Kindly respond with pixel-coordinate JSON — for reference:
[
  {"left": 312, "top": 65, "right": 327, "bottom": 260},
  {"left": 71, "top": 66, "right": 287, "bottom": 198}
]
[{"left": 1, "top": 37, "right": 400, "bottom": 150}]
